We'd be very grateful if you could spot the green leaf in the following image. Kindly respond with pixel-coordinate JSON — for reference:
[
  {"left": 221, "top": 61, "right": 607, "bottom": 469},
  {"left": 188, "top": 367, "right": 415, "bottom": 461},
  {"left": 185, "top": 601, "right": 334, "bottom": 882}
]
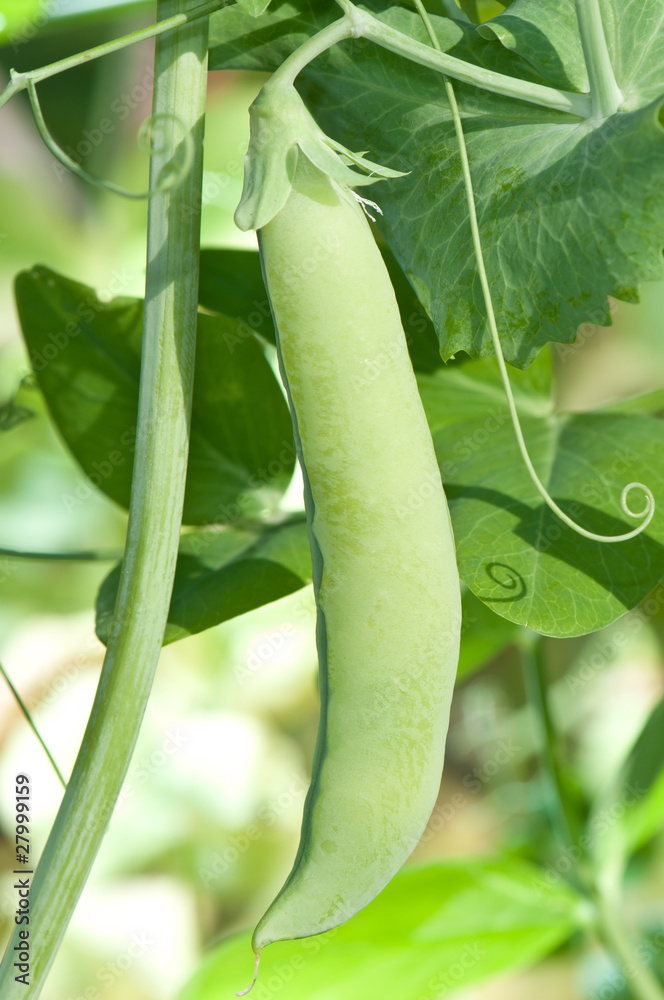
[
  {"left": 178, "top": 858, "right": 582, "bottom": 1000},
  {"left": 601, "top": 388, "right": 664, "bottom": 417},
  {"left": 418, "top": 354, "right": 664, "bottom": 637},
  {"left": 588, "top": 695, "right": 664, "bottom": 885},
  {"left": 211, "top": 1, "right": 664, "bottom": 366},
  {"left": 199, "top": 248, "right": 276, "bottom": 345},
  {"left": 96, "top": 517, "right": 311, "bottom": 645},
  {"left": 0, "top": 0, "right": 153, "bottom": 38},
  {"left": 14, "top": 266, "right": 295, "bottom": 525}
]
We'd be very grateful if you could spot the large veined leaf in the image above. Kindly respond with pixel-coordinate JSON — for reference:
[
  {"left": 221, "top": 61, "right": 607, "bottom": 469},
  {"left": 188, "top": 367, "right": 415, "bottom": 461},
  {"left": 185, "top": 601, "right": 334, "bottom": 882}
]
[
  {"left": 419, "top": 354, "right": 664, "bottom": 636},
  {"left": 179, "top": 858, "right": 582, "bottom": 1000},
  {"left": 96, "top": 517, "right": 311, "bottom": 645},
  {"left": 209, "top": 0, "right": 664, "bottom": 366},
  {"left": 14, "top": 267, "right": 295, "bottom": 525}
]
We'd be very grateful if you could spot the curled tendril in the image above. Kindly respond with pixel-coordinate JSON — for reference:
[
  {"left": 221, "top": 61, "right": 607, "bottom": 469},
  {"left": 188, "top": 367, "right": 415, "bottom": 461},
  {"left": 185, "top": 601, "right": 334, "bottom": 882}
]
[
  {"left": 408, "top": 5, "right": 656, "bottom": 547},
  {"left": 620, "top": 483, "right": 655, "bottom": 526},
  {"left": 510, "top": 405, "right": 655, "bottom": 543},
  {"left": 28, "top": 82, "right": 194, "bottom": 200}
]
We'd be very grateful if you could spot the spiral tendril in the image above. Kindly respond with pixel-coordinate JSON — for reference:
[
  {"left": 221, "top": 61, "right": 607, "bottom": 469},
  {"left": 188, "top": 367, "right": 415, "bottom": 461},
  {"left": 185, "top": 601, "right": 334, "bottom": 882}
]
[
  {"left": 28, "top": 82, "right": 194, "bottom": 200},
  {"left": 410, "top": 0, "right": 655, "bottom": 546}
]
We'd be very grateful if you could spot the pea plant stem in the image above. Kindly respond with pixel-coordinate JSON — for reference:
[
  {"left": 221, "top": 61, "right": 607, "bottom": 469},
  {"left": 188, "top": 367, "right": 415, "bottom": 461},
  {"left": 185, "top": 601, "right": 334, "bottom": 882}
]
[
  {"left": 0, "top": 4, "right": 208, "bottom": 997},
  {"left": 574, "top": 0, "right": 622, "bottom": 118},
  {"left": 270, "top": 17, "right": 355, "bottom": 88},
  {"left": 524, "top": 642, "right": 664, "bottom": 1000},
  {"left": 337, "top": 0, "right": 591, "bottom": 117},
  {"left": 520, "top": 640, "right": 582, "bottom": 863},
  {"left": 0, "top": 0, "right": 221, "bottom": 110}
]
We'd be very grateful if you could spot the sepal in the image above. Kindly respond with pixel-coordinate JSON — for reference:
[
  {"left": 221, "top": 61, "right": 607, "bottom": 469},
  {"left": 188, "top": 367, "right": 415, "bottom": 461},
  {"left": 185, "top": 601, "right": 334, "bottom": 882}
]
[{"left": 234, "top": 84, "right": 406, "bottom": 232}]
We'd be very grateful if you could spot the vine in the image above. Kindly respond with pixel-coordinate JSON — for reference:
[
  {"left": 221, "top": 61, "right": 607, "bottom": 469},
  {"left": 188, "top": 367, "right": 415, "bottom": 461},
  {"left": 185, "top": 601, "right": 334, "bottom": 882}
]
[{"left": 0, "top": 3, "right": 209, "bottom": 995}]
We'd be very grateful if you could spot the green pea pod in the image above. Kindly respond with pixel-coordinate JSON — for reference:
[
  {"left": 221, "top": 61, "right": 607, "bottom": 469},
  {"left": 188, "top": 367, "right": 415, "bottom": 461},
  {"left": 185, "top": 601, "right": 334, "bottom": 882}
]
[{"left": 241, "top": 157, "right": 462, "bottom": 983}]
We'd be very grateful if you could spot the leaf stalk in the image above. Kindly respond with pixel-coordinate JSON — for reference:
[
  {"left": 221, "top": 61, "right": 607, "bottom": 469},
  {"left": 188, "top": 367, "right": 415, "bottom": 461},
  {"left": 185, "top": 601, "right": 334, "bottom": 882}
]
[
  {"left": 574, "top": 0, "right": 622, "bottom": 118},
  {"left": 348, "top": 1, "right": 591, "bottom": 117}
]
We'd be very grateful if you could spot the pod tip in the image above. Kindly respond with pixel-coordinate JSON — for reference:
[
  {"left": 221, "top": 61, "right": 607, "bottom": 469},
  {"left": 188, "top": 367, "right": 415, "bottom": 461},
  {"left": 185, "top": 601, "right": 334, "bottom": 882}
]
[{"left": 235, "top": 951, "right": 261, "bottom": 997}]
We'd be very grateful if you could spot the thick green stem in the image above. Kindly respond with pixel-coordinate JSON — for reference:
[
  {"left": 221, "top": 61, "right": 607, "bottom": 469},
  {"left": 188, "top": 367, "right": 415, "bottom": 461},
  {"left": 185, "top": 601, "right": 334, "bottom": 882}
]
[
  {"left": 574, "top": 0, "right": 622, "bottom": 117},
  {"left": 0, "top": 5, "right": 208, "bottom": 997},
  {"left": 594, "top": 892, "right": 664, "bottom": 1000},
  {"left": 0, "top": 0, "right": 220, "bottom": 109},
  {"left": 339, "top": 1, "right": 591, "bottom": 116},
  {"left": 270, "top": 17, "right": 354, "bottom": 88}
]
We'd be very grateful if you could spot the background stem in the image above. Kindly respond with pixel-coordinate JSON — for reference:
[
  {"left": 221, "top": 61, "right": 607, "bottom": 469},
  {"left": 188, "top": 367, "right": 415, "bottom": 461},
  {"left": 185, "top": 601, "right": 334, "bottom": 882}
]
[
  {"left": 522, "top": 642, "right": 578, "bottom": 845},
  {"left": 0, "top": 4, "right": 208, "bottom": 997},
  {"left": 0, "top": 661, "right": 66, "bottom": 787},
  {"left": 594, "top": 892, "right": 664, "bottom": 1000}
]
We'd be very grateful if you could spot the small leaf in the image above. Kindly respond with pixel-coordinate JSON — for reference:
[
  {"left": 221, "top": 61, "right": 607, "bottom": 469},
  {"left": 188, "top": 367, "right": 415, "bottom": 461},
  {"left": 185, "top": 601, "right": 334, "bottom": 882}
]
[
  {"left": 96, "top": 517, "right": 311, "bottom": 645},
  {"left": 15, "top": 266, "right": 295, "bottom": 525},
  {"left": 588, "top": 695, "right": 664, "bottom": 886},
  {"left": 179, "top": 858, "right": 582, "bottom": 1000}
]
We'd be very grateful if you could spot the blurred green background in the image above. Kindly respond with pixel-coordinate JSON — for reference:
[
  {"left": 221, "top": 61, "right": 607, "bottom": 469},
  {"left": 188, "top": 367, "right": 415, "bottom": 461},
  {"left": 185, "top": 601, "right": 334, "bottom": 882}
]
[{"left": 0, "top": 2, "right": 664, "bottom": 999}]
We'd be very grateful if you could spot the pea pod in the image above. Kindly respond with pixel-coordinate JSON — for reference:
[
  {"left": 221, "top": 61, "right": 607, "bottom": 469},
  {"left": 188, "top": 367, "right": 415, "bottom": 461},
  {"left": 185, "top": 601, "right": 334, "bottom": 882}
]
[{"left": 244, "top": 157, "right": 462, "bottom": 962}]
